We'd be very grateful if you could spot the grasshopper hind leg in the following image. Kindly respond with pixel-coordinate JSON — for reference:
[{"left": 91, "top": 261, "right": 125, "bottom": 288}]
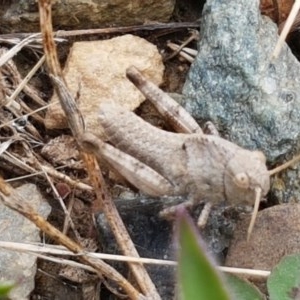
[{"left": 126, "top": 66, "right": 202, "bottom": 135}]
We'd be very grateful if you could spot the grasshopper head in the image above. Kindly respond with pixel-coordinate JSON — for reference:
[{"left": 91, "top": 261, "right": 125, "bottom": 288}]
[{"left": 224, "top": 149, "right": 270, "bottom": 205}]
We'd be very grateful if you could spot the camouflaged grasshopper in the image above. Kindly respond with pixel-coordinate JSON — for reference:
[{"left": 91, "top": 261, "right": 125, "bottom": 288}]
[{"left": 81, "top": 66, "right": 271, "bottom": 239}]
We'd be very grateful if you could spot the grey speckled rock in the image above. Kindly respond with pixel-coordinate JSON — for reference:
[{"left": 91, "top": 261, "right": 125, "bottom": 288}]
[{"left": 182, "top": 0, "right": 300, "bottom": 163}]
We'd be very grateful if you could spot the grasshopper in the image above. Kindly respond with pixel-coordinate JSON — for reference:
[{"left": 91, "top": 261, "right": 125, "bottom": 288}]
[{"left": 79, "top": 66, "right": 277, "bottom": 239}]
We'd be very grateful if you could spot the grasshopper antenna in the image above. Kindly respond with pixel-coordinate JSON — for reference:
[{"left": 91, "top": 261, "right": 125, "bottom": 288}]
[
  {"left": 247, "top": 187, "right": 261, "bottom": 241},
  {"left": 248, "top": 153, "right": 300, "bottom": 240},
  {"left": 269, "top": 153, "right": 300, "bottom": 176}
]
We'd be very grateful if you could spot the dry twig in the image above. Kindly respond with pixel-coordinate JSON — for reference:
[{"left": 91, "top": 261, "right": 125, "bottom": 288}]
[
  {"left": 0, "top": 22, "right": 200, "bottom": 42},
  {"left": 37, "top": 0, "right": 160, "bottom": 298}
]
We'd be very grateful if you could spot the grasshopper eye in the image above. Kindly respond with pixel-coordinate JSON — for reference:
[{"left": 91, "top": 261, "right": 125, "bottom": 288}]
[{"left": 234, "top": 172, "right": 250, "bottom": 189}]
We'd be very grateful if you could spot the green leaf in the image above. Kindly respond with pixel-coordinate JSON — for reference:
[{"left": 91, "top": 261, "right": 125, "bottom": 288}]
[
  {"left": 178, "top": 213, "right": 231, "bottom": 300},
  {"left": 225, "top": 274, "right": 265, "bottom": 300},
  {"left": 0, "top": 281, "right": 14, "bottom": 299},
  {"left": 268, "top": 254, "right": 300, "bottom": 300}
]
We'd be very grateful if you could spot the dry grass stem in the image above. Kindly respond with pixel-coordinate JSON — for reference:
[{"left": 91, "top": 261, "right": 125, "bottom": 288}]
[
  {"left": 39, "top": 164, "right": 93, "bottom": 190},
  {"left": 2, "top": 152, "right": 93, "bottom": 191},
  {"left": 0, "top": 22, "right": 199, "bottom": 42},
  {"left": 0, "top": 101, "right": 58, "bottom": 130},
  {"left": 2, "top": 151, "right": 37, "bottom": 174},
  {"left": 37, "top": 162, "right": 80, "bottom": 239},
  {"left": 34, "top": 253, "right": 98, "bottom": 273},
  {"left": 167, "top": 42, "right": 195, "bottom": 62},
  {"left": 0, "top": 33, "right": 41, "bottom": 67},
  {"left": 219, "top": 266, "right": 270, "bottom": 278},
  {"left": 6, "top": 55, "right": 46, "bottom": 106},
  {"left": 166, "top": 29, "right": 198, "bottom": 62},
  {"left": 0, "top": 241, "right": 271, "bottom": 278},
  {"left": 0, "top": 135, "right": 92, "bottom": 191},
  {"left": 62, "top": 190, "right": 76, "bottom": 235}
]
